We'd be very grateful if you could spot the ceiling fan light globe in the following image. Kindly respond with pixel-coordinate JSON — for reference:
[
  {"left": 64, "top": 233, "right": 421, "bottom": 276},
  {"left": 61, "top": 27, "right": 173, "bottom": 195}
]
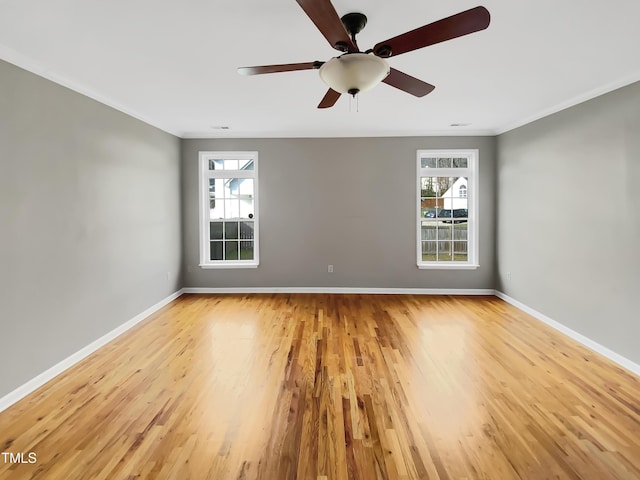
[{"left": 319, "top": 53, "right": 390, "bottom": 94}]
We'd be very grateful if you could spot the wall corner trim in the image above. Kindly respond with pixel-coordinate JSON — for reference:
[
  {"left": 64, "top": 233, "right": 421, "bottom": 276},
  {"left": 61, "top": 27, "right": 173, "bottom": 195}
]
[
  {"left": 0, "top": 289, "right": 185, "bottom": 414},
  {"left": 495, "top": 290, "right": 640, "bottom": 377}
]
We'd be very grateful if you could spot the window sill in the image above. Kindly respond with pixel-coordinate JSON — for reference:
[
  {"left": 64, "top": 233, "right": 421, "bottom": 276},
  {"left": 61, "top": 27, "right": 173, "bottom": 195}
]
[
  {"left": 418, "top": 263, "right": 479, "bottom": 270},
  {"left": 200, "top": 262, "right": 259, "bottom": 269}
]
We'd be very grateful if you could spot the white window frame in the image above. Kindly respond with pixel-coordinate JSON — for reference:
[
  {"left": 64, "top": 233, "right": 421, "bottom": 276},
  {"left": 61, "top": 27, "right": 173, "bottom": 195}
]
[
  {"left": 416, "top": 149, "right": 479, "bottom": 270},
  {"left": 198, "top": 151, "right": 259, "bottom": 269}
]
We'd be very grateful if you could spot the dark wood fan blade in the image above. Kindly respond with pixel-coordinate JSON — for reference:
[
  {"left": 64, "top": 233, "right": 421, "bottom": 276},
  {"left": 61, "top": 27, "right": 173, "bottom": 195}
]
[
  {"left": 373, "top": 6, "right": 490, "bottom": 58},
  {"left": 383, "top": 68, "right": 435, "bottom": 97},
  {"left": 296, "top": 0, "right": 359, "bottom": 52},
  {"left": 318, "top": 88, "right": 341, "bottom": 108},
  {"left": 238, "top": 62, "right": 322, "bottom": 75}
]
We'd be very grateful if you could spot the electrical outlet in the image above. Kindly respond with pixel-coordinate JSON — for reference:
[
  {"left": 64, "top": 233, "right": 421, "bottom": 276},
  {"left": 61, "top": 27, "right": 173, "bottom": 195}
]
[
  {"left": 328, "top": 265, "right": 334, "bottom": 273},
  {"left": 507, "top": 271, "right": 511, "bottom": 280},
  {"left": 166, "top": 271, "right": 171, "bottom": 281}
]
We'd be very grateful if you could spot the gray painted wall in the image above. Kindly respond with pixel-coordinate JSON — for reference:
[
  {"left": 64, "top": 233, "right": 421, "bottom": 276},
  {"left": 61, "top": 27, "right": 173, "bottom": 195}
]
[
  {"left": 182, "top": 137, "right": 496, "bottom": 289},
  {"left": 496, "top": 81, "right": 640, "bottom": 364},
  {"left": 0, "top": 60, "right": 182, "bottom": 397}
]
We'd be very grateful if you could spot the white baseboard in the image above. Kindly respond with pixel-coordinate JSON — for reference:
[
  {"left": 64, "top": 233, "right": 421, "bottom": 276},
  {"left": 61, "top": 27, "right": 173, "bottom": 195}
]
[
  {"left": 495, "top": 290, "right": 640, "bottom": 377},
  {"left": 182, "top": 287, "right": 496, "bottom": 295},
  {"left": 0, "top": 289, "right": 184, "bottom": 414}
]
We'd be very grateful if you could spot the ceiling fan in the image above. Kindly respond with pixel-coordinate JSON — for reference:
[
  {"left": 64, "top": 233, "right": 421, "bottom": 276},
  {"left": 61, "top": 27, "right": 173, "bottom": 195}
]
[{"left": 238, "top": 0, "right": 490, "bottom": 108}]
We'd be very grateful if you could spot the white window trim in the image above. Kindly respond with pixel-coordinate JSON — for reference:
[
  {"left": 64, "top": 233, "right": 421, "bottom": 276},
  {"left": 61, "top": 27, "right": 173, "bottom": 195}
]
[
  {"left": 416, "top": 149, "right": 479, "bottom": 270},
  {"left": 198, "top": 151, "right": 259, "bottom": 269}
]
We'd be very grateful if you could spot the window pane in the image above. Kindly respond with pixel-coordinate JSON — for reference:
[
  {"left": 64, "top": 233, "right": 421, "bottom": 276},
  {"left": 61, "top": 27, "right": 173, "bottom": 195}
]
[
  {"left": 210, "top": 241, "right": 223, "bottom": 260},
  {"left": 208, "top": 178, "right": 216, "bottom": 204},
  {"left": 437, "top": 158, "right": 451, "bottom": 168},
  {"left": 422, "top": 241, "right": 437, "bottom": 261},
  {"left": 454, "top": 223, "right": 468, "bottom": 241},
  {"left": 240, "top": 241, "right": 254, "bottom": 260},
  {"left": 239, "top": 159, "right": 255, "bottom": 170},
  {"left": 454, "top": 241, "right": 467, "bottom": 254},
  {"left": 454, "top": 210, "right": 468, "bottom": 224},
  {"left": 454, "top": 252, "right": 468, "bottom": 262},
  {"left": 420, "top": 177, "right": 439, "bottom": 197},
  {"left": 239, "top": 200, "right": 254, "bottom": 219},
  {"left": 224, "top": 199, "right": 239, "bottom": 219},
  {"left": 239, "top": 221, "right": 254, "bottom": 239},
  {"left": 440, "top": 178, "right": 457, "bottom": 223},
  {"left": 237, "top": 180, "right": 254, "bottom": 219},
  {"left": 451, "top": 177, "right": 468, "bottom": 219},
  {"left": 421, "top": 157, "right": 437, "bottom": 169},
  {"left": 453, "top": 241, "right": 468, "bottom": 262},
  {"left": 452, "top": 158, "right": 468, "bottom": 168},
  {"left": 238, "top": 178, "right": 254, "bottom": 196},
  {"left": 421, "top": 222, "right": 437, "bottom": 242},
  {"left": 224, "top": 159, "right": 238, "bottom": 170},
  {"left": 438, "top": 241, "right": 452, "bottom": 261},
  {"left": 224, "top": 221, "right": 239, "bottom": 240},
  {"left": 209, "top": 159, "right": 225, "bottom": 170},
  {"left": 437, "top": 226, "right": 452, "bottom": 240},
  {"left": 429, "top": 177, "right": 453, "bottom": 203},
  {"left": 210, "top": 222, "right": 223, "bottom": 240},
  {"left": 225, "top": 241, "right": 239, "bottom": 260},
  {"left": 227, "top": 178, "right": 240, "bottom": 197},
  {"left": 210, "top": 178, "right": 224, "bottom": 199},
  {"left": 443, "top": 177, "right": 455, "bottom": 197},
  {"left": 209, "top": 178, "right": 225, "bottom": 219},
  {"left": 439, "top": 177, "right": 452, "bottom": 196},
  {"left": 439, "top": 209, "right": 454, "bottom": 222}
]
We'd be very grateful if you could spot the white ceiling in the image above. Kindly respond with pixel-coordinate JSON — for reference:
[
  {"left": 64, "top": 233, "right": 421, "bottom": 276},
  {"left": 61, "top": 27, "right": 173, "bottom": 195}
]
[{"left": 1, "top": 0, "right": 640, "bottom": 138}]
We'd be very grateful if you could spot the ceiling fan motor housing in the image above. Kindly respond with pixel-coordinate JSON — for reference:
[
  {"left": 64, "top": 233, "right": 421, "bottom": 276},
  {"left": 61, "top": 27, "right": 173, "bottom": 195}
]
[{"left": 341, "top": 12, "right": 367, "bottom": 37}]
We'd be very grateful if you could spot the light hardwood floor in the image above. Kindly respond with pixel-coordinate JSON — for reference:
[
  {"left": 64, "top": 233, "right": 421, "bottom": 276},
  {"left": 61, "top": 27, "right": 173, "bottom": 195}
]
[{"left": 1, "top": 294, "right": 639, "bottom": 479}]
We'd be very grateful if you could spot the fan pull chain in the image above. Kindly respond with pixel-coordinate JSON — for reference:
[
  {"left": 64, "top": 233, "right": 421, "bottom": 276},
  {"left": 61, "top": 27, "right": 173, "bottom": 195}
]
[{"left": 348, "top": 93, "right": 360, "bottom": 113}]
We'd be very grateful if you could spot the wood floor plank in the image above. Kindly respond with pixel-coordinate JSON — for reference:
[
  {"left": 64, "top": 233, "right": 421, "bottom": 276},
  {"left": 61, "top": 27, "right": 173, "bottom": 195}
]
[{"left": 1, "top": 294, "right": 640, "bottom": 479}]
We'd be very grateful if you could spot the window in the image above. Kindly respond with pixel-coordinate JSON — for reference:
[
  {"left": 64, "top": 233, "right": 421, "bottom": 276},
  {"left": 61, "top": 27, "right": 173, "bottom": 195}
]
[
  {"left": 417, "top": 150, "right": 478, "bottom": 269},
  {"left": 199, "top": 151, "right": 259, "bottom": 268}
]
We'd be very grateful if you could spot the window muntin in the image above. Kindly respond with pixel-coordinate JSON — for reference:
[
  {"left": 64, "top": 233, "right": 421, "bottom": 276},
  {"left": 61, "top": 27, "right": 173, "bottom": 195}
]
[
  {"left": 417, "top": 150, "right": 478, "bottom": 269},
  {"left": 199, "top": 152, "right": 259, "bottom": 268}
]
